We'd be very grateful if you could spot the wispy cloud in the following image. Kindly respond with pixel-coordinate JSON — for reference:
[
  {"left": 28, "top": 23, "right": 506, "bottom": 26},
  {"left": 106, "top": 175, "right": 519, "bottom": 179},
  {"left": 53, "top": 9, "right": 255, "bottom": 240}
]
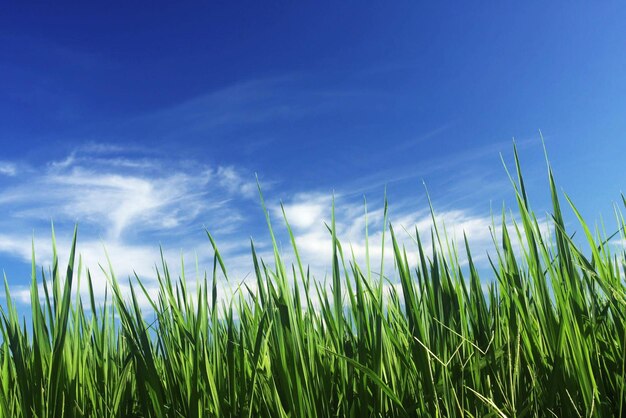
[
  {"left": 0, "top": 161, "right": 17, "bottom": 176},
  {"left": 134, "top": 77, "right": 314, "bottom": 138},
  {"left": 121, "top": 75, "right": 385, "bottom": 148},
  {"left": 390, "top": 124, "right": 453, "bottom": 152},
  {"left": 0, "top": 149, "right": 256, "bottom": 241},
  {"left": 0, "top": 144, "right": 262, "bottom": 303},
  {"left": 343, "top": 136, "right": 541, "bottom": 198},
  {"left": 0, "top": 141, "right": 546, "bottom": 310},
  {"left": 270, "top": 191, "right": 535, "bottom": 284}
]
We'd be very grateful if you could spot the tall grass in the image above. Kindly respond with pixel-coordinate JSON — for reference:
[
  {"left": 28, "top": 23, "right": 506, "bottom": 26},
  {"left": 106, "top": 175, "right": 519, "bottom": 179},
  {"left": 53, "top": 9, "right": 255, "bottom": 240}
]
[{"left": 1, "top": 145, "right": 625, "bottom": 417}]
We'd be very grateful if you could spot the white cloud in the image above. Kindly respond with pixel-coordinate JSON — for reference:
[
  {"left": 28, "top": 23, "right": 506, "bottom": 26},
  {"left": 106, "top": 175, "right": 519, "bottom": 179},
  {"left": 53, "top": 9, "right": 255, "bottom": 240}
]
[
  {"left": 0, "top": 143, "right": 554, "bottom": 313},
  {"left": 0, "top": 161, "right": 17, "bottom": 176},
  {"left": 0, "top": 145, "right": 262, "bottom": 307},
  {"left": 0, "top": 149, "right": 257, "bottom": 241},
  {"left": 271, "top": 192, "right": 554, "bottom": 288},
  {"left": 216, "top": 166, "right": 257, "bottom": 198},
  {"left": 278, "top": 193, "right": 332, "bottom": 229}
]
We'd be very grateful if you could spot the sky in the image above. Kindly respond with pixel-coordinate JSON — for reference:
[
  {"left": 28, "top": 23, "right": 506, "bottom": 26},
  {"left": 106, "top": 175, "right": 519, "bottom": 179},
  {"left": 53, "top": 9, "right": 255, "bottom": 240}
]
[{"left": 1, "top": 2, "right": 625, "bottom": 306}]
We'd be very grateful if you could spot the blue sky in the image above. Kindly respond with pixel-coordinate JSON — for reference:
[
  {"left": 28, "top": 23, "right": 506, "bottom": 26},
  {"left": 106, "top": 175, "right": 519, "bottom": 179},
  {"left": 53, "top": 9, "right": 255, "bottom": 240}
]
[{"left": 1, "top": 2, "right": 625, "bottom": 304}]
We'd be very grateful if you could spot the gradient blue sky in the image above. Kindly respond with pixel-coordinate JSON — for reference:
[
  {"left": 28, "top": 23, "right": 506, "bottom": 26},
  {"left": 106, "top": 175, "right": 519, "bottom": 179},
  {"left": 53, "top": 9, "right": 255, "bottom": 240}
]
[{"left": 1, "top": 2, "right": 625, "bottom": 304}]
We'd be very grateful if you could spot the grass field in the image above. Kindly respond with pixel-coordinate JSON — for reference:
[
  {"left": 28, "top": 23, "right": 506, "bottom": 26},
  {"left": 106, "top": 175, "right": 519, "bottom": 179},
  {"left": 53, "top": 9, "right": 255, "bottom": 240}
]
[{"left": 1, "top": 145, "right": 625, "bottom": 417}]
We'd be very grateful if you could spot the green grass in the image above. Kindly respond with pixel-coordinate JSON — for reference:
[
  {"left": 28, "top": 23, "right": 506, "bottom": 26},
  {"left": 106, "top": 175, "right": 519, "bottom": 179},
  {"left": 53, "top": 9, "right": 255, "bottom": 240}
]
[{"left": 1, "top": 144, "right": 625, "bottom": 417}]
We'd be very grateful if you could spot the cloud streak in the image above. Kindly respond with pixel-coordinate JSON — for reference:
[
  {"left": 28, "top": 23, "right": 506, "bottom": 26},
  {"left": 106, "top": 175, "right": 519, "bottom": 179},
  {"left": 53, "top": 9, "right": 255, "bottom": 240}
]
[
  {"left": 0, "top": 147, "right": 256, "bottom": 240},
  {"left": 0, "top": 161, "right": 17, "bottom": 176}
]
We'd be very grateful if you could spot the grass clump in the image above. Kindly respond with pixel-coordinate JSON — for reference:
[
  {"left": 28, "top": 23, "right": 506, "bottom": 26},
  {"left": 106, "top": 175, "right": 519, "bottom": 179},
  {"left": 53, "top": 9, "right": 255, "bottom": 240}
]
[{"left": 1, "top": 145, "right": 625, "bottom": 417}]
